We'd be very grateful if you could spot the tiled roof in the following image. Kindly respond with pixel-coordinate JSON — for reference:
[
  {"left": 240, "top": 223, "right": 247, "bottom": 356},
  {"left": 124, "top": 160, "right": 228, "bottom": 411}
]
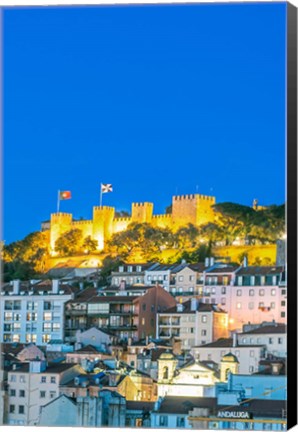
[
  {"left": 241, "top": 324, "right": 286, "bottom": 335},
  {"left": 126, "top": 401, "right": 155, "bottom": 411},
  {"left": 8, "top": 362, "right": 77, "bottom": 374},
  {"left": 156, "top": 396, "right": 217, "bottom": 414},
  {"left": 237, "top": 266, "right": 284, "bottom": 276},
  {"left": 206, "top": 266, "right": 239, "bottom": 274},
  {"left": 161, "top": 301, "right": 226, "bottom": 314}
]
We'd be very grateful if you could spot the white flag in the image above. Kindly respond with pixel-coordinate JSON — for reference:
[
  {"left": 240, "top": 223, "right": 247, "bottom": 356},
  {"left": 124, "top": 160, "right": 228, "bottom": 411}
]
[{"left": 101, "top": 183, "right": 113, "bottom": 193}]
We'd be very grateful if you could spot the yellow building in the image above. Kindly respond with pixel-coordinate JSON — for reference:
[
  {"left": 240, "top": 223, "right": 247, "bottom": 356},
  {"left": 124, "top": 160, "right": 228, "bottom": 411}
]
[{"left": 48, "top": 193, "right": 216, "bottom": 255}]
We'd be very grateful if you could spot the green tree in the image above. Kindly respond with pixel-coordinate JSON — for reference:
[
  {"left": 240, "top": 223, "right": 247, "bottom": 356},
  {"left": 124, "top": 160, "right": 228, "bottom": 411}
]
[
  {"left": 82, "top": 236, "right": 98, "bottom": 254},
  {"left": 55, "top": 229, "right": 84, "bottom": 256},
  {"left": 175, "top": 224, "right": 200, "bottom": 249}
]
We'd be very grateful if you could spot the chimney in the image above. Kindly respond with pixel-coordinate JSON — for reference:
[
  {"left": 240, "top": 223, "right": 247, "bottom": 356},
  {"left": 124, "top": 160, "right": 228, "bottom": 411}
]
[
  {"left": 210, "top": 257, "right": 214, "bottom": 266},
  {"left": 205, "top": 257, "right": 210, "bottom": 267},
  {"left": 243, "top": 256, "right": 248, "bottom": 267},
  {"left": 232, "top": 333, "right": 237, "bottom": 348},
  {"left": 52, "top": 279, "right": 59, "bottom": 294},
  {"left": 12, "top": 280, "right": 20, "bottom": 295}
]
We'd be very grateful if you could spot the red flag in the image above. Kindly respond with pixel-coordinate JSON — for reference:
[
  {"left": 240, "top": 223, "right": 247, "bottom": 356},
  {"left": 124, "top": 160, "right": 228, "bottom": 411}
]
[{"left": 59, "top": 191, "right": 71, "bottom": 200}]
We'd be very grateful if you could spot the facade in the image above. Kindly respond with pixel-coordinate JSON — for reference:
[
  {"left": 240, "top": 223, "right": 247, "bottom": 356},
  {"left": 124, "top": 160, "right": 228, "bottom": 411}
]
[
  {"left": 168, "top": 263, "right": 207, "bottom": 298},
  {"left": 0, "top": 279, "right": 76, "bottom": 345},
  {"left": 191, "top": 337, "right": 266, "bottom": 375},
  {"left": 201, "top": 266, "right": 286, "bottom": 329},
  {"left": 111, "top": 263, "right": 156, "bottom": 286},
  {"left": 157, "top": 300, "right": 228, "bottom": 351},
  {"left": 237, "top": 323, "right": 286, "bottom": 358},
  {"left": 48, "top": 193, "right": 216, "bottom": 253},
  {"left": 5, "top": 359, "right": 83, "bottom": 426}
]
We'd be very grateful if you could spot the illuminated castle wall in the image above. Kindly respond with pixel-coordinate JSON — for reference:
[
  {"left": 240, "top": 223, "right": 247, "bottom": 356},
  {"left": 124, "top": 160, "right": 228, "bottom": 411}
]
[{"left": 49, "top": 194, "right": 216, "bottom": 254}]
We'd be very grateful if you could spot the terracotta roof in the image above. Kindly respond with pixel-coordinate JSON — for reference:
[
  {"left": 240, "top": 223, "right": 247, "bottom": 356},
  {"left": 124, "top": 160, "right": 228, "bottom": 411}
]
[
  {"left": 162, "top": 301, "right": 226, "bottom": 314},
  {"left": 88, "top": 295, "right": 139, "bottom": 303}
]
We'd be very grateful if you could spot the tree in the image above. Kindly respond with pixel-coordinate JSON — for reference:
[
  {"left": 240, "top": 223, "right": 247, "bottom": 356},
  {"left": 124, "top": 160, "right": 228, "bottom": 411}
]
[
  {"left": 82, "top": 236, "right": 98, "bottom": 254},
  {"left": 175, "top": 224, "right": 200, "bottom": 249},
  {"left": 55, "top": 229, "right": 84, "bottom": 256}
]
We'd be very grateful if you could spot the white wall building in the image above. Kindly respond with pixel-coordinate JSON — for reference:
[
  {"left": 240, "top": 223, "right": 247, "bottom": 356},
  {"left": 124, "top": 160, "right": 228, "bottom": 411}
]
[
  {"left": 0, "top": 279, "right": 77, "bottom": 345},
  {"left": 5, "top": 359, "right": 83, "bottom": 426},
  {"left": 237, "top": 323, "right": 286, "bottom": 358},
  {"left": 157, "top": 299, "right": 228, "bottom": 351}
]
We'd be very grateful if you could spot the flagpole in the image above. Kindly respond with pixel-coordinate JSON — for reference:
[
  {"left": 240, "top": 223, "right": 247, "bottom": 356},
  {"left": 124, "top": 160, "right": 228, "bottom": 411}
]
[
  {"left": 57, "top": 190, "right": 60, "bottom": 213},
  {"left": 100, "top": 184, "right": 103, "bottom": 207}
]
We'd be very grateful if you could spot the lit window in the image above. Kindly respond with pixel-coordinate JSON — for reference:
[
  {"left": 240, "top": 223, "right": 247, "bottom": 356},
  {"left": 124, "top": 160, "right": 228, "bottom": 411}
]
[
  {"left": 236, "top": 302, "right": 242, "bottom": 309},
  {"left": 201, "top": 315, "right": 207, "bottom": 323},
  {"left": 271, "top": 289, "right": 276, "bottom": 296}
]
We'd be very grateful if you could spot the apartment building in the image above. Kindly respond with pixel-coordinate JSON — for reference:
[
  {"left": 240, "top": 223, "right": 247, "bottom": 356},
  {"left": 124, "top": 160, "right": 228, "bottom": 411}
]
[
  {"left": 5, "top": 359, "right": 83, "bottom": 426},
  {"left": 0, "top": 280, "right": 77, "bottom": 345},
  {"left": 157, "top": 299, "right": 228, "bottom": 351}
]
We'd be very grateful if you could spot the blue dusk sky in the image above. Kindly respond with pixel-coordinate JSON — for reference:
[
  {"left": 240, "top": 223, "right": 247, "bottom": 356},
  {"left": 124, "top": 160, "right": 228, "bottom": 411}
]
[{"left": 3, "top": 3, "right": 287, "bottom": 244}]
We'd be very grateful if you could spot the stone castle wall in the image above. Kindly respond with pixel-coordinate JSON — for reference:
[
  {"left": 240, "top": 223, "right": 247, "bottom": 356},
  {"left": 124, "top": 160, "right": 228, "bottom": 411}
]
[{"left": 49, "top": 194, "right": 216, "bottom": 254}]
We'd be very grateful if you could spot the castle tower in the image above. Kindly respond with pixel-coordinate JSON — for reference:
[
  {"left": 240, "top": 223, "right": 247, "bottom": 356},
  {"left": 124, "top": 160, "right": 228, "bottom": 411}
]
[
  {"left": 50, "top": 213, "right": 73, "bottom": 253},
  {"left": 220, "top": 353, "right": 239, "bottom": 382},
  {"left": 172, "top": 194, "right": 216, "bottom": 230},
  {"left": 92, "top": 206, "right": 115, "bottom": 250},
  {"left": 157, "top": 352, "right": 178, "bottom": 383},
  {"left": 131, "top": 202, "right": 153, "bottom": 224}
]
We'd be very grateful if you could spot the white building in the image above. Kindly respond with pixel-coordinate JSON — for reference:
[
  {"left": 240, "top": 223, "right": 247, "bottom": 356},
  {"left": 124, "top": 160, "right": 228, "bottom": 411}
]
[
  {"left": 0, "top": 279, "right": 77, "bottom": 345},
  {"left": 191, "top": 336, "right": 266, "bottom": 375},
  {"left": 144, "top": 263, "right": 188, "bottom": 291},
  {"left": 237, "top": 323, "right": 286, "bottom": 358},
  {"left": 201, "top": 266, "right": 286, "bottom": 330},
  {"left": 157, "top": 299, "right": 228, "bottom": 351},
  {"left": 5, "top": 359, "right": 83, "bottom": 426},
  {"left": 168, "top": 263, "right": 207, "bottom": 298}
]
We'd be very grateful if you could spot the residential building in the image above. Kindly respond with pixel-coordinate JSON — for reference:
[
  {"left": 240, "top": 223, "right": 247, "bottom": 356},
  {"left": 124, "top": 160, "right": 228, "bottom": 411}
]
[
  {"left": 238, "top": 323, "right": 286, "bottom": 358},
  {"left": 191, "top": 337, "right": 266, "bottom": 375},
  {"left": 111, "top": 263, "right": 156, "bottom": 286},
  {"left": 5, "top": 359, "right": 83, "bottom": 425},
  {"left": 0, "top": 279, "right": 77, "bottom": 345},
  {"left": 144, "top": 262, "right": 188, "bottom": 291},
  {"left": 157, "top": 299, "right": 228, "bottom": 351},
  {"left": 169, "top": 263, "right": 207, "bottom": 298}
]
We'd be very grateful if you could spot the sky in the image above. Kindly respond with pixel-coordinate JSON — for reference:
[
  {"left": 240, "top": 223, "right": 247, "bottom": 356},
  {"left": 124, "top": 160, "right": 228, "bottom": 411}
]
[{"left": 3, "top": 2, "right": 287, "bottom": 244}]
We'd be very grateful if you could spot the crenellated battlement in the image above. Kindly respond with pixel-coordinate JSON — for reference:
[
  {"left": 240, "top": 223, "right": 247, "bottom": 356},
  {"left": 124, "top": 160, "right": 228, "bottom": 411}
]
[
  {"left": 152, "top": 214, "right": 172, "bottom": 219},
  {"left": 114, "top": 217, "right": 131, "bottom": 222},
  {"left": 72, "top": 220, "right": 93, "bottom": 225},
  {"left": 132, "top": 202, "right": 153, "bottom": 208},
  {"left": 51, "top": 212, "right": 72, "bottom": 221},
  {"left": 93, "top": 206, "right": 115, "bottom": 212},
  {"left": 173, "top": 194, "right": 215, "bottom": 201}
]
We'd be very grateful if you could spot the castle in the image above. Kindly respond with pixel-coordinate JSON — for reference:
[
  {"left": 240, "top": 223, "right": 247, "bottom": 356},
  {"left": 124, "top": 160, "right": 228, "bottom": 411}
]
[{"left": 48, "top": 194, "right": 216, "bottom": 255}]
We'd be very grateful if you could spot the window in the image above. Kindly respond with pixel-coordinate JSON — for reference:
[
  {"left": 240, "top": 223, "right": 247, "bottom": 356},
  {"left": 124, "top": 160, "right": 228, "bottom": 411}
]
[
  {"left": 141, "top": 318, "right": 145, "bottom": 325},
  {"left": 259, "top": 302, "right": 264, "bottom": 308},
  {"left": 201, "top": 329, "right": 207, "bottom": 336},
  {"left": 236, "top": 302, "right": 242, "bottom": 309},
  {"left": 201, "top": 315, "right": 207, "bottom": 323},
  {"left": 221, "top": 287, "right": 226, "bottom": 294},
  {"left": 260, "top": 276, "right": 265, "bottom": 286},
  {"left": 43, "top": 312, "right": 52, "bottom": 321},
  {"left": 250, "top": 350, "right": 255, "bottom": 357},
  {"left": 178, "top": 276, "right": 184, "bottom": 282},
  {"left": 271, "top": 289, "right": 276, "bottom": 296},
  {"left": 281, "top": 312, "right": 286, "bottom": 318},
  {"left": 249, "top": 366, "right": 254, "bottom": 373},
  {"left": 142, "top": 304, "right": 146, "bottom": 311},
  {"left": 10, "top": 389, "right": 16, "bottom": 397},
  {"left": 18, "top": 405, "right": 25, "bottom": 414},
  {"left": 19, "top": 376, "right": 26, "bottom": 383},
  {"left": 259, "top": 289, "right": 265, "bottom": 296},
  {"left": 236, "top": 289, "right": 242, "bottom": 296},
  {"left": 221, "top": 298, "right": 226, "bottom": 305},
  {"left": 250, "top": 276, "right": 255, "bottom": 286},
  {"left": 249, "top": 289, "right": 254, "bottom": 296},
  {"left": 159, "top": 416, "right": 168, "bottom": 427},
  {"left": 278, "top": 338, "right": 283, "bottom": 344},
  {"left": 270, "top": 302, "right": 275, "bottom": 309},
  {"left": 269, "top": 338, "right": 273, "bottom": 344},
  {"left": 10, "top": 375, "right": 16, "bottom": 383},
  {"left": 9, "top": 405, "right": 15, "bottom": 414},
  {"left": 41, "top": 376, "right": 46, "bottom": 383},
  {"left": 238, "top": 276, "right": 243, "bottom": 286},
  {"left": 222, "top": 277, "right": 229, "bottom": 286},
  {"left": 4, "top": 312, "right": 13, "bottom": 321},
  {"left": 281, "top": 289, "right": 286, "bottom": 295},
  {"left": 40, "top": 391, "right": 46, "bottom": 398},
  {"left": 50, "top": 376, "right": 56, "bottom": 384},
  {"left": 50, "top": 391, "right": 57, "bottom": 399},
  {"left": 248, "top": 302, "right": 254, "bottom": 310},
  {"left": 281, "top": 301, "right": 286, "bottom": 307},
  {"left": 19, "top": 390, "right": 25, "bottom": 397},
  {"left": 189, "top": 275, "right": 194, "bottom": 282},
  {"left": 177, "top": 417, "right": 185, "bottom": 427}
]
